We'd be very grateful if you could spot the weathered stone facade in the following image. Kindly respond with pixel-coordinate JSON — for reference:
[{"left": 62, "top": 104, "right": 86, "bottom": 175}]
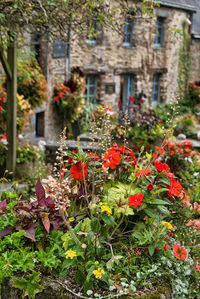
[
  {"left": 7, "top": 1, "right": 200, "bottom": 144},
  {"left": 191, "top": 38, "right": 200, "bottom": 81}
]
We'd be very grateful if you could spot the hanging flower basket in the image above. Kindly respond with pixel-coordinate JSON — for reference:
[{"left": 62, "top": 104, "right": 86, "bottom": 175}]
[{"left": 53, "top": 68, "right": 86, "bottom": 125}]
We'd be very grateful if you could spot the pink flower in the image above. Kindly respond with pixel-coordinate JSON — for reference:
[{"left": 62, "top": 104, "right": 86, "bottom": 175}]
[
  {"left": 186, "top": 219, "right": 200, "bottom": 232},
  {"left": 196, "top": 264, "right": 200, "bottom": 273}
]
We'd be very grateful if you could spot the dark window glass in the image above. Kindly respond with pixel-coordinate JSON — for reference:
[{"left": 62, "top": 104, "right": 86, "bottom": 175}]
[
  {"left": 152, "top": 73, "right": 161, "bottom": 104},
  {"left": 123, "top": 17, "right": 134, "bottom": 46},
  {"left": 85, "top": 75, "right": 97, "bottom": 103},
  {"left": 36, "top": 111, "right": 45, "bottom": 137},
  {"left": 155, "top": 17, "right": 165, "bottom": 46},
  {"left": 120, "top": 74, "right": 134, "bottom": 108}
]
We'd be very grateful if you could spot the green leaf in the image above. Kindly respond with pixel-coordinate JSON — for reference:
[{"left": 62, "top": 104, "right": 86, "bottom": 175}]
[
  {"left": 157, "top": 205, "right": 170, "bottom": 216},
  {"left": 4, "top": 191, "right": 17, "bottom": 199},
  {"left": 91, "top": 218, "right": 100, "bottom": 233},
  {"left": 13, "top": 272, "right": 44, "bottom": 299},
  {"left": 144, "top": 208, "right": 159, "bottom": 219},
  {"left": 61, "top": 258, "right": 74, "bottom": 269},
  {"left": 146, "top": 152, "right": 152, "bottom": 161},
  {"left": 153, "top": 188, "right": 168, "bottom": 194},
  {"left": 148, "top": 244, "right": 155, "bottom": 256},
  {"left": 150, "top": 199, "right": 169, "bottom": 205},
  {"left": 159, "top": 177, "right": 170, "bottom": 185},
  {"left": 83, "top": 279, "right": 93, "bottom": 293},
  {"left": 75, "top": 270, "right": 85, "bottom": 285},
  {"left": 101, "top": 214, "right": 115, "bottom": 227}
]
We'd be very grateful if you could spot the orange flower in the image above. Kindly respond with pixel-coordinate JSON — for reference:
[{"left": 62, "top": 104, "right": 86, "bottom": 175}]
[
  {"left": 70, "top": 162, "right": 88, "bottom": 181},
  {"left": 173, "top": 244, "right": 188, "bottom": 260}
]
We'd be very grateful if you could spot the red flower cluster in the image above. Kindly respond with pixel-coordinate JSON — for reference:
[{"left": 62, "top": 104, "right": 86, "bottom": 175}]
[
  {"left": 102, "top": 145, "right": 137, "bottom": 169},
  {"left": 135, "top": 168, "right": 150, "bottom": 177},
  {"left": 70, "top": 162, "right": 88, "bottom": 181},
  {"left": 128, "top": 193, "right": 144, "bottom": 208},
  {"left": 102, "top": 148, "right": 121, "bottom": 169},
  {"left": 53, "top": 84, "right": 70, "bottom": 102},
  {"left": 173, "top": 244, "right": 188, "bottom": 260},
  {"left": 155, "top": 161, "right": 170, "bottom": 172},
  {"left": 167, "top": 179, "right": 184, "bottom": 197}
]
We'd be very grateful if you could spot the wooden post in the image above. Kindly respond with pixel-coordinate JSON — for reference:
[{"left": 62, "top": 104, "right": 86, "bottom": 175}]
[{"left": 6, "top": 41, "right": 17, "bottom": 173}]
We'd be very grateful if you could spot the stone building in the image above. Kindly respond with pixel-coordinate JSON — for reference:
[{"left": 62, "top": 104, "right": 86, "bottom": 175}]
[{"left": 23, "top": 0, "right": 200, "bottom": 144}]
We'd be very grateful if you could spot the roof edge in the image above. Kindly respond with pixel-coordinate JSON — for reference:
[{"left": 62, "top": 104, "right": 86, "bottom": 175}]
[{"left": 153, "top": 1, "right": 197, "bottom": 12}]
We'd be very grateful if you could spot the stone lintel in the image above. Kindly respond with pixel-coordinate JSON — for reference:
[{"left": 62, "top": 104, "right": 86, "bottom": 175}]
[{"left": 114, "top": 68, "right": 141, "bottom": 75}]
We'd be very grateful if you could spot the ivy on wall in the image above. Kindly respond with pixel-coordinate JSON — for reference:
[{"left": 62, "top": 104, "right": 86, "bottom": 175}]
[{"left": 178, "top": 21, "right": 191, "bottom": 99}]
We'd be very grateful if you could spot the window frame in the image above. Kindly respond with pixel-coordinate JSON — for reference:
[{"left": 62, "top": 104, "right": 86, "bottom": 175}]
[
  {"left": 85, "top": 74, "right": 97, "bottom": 103},
  {"left": 152, "top": 73, "right": 161, "bottom": 105},
  {"left": 123, "top": 16, "right": 134, "bottom": 47},
  {"left": 120, "top": 74, "right": 134, "bottom": 108},
  {"left": 154, "top": 16, "right": 165, "bottom": 47},
  {"left": 86, "top": 19, "right": 98, "bottom": 45}
]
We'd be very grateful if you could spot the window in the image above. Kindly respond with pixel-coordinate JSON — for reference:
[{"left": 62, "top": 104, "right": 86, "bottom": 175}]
[
  {"left": 86, "top": 20, "right": 98, "bottom": 44},
  {"left": 31, "top": 34, "right": 41, "bottom": 64},
  {"left": 123, "top": 16, "right": 134, "bottom": 47},
  {"left": 120, "top": 74, "right": 134, "bottom": 108},
  {"left": 152, "top": 73, "right": 161, "bottom": 105},
  {"left": 35, "top": 111, "right": 45, "bottom": 137},
  {"left": 154, "top": 17, "right": 165, "bottom": 47},
  {"left": 85, "top": 75, "right": 97, "bottom": 103}
]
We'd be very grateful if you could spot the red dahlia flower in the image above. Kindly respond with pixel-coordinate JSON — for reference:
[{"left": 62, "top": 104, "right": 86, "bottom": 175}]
[
  {"left": 70, "top": 162, "right": 88, "bottom": 181},
  {"left": 128, "top": 193, "right": 144, "bottom": 208},
  {"left": 173, "top": 244, "right": 188, "bottom": 260}
]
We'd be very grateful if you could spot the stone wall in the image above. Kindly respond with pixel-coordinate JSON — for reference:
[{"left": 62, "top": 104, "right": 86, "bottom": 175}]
[
  {"left": 22, "top": 4, "right": 196, "bottom": 144},
  {"left": 70, "top": 6, "right": 189, "bottom": 107},
  {"left": 191, "top": 38, "right": 200, "bottom": 82}
]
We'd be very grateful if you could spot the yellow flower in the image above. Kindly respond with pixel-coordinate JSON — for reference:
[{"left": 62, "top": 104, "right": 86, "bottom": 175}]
[
  {"left": 101, "top": 205, "right": 112, "bottom": 216},
  {"left": 65, "top": 249, "right": 76, "bottom": 259},
  {"left": 62, "top": 241, "right": 66, "bottom": 248},
  {"left": 161, "top": 221, "right": 174, "bottom": 231},
  {"left": 93, "top": 268, "right": 105, "bottom": 279}
]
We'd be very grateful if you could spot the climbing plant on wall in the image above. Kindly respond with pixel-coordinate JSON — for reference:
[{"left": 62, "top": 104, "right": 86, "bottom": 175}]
[{"left": 178, "top": 21, "right": 191, "bottom": 99}]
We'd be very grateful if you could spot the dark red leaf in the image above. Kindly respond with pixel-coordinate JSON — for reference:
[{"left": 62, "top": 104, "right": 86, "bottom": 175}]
[
  {"left": 45, "top": 196, "right": 55, "bottom": 209},
  {"left": 51, "top": 220, "right": 59, "bottom": 231},
  {"left": 0, "top": 227, "right": 12, "bottom": 238},
  {"left": 0, "top": 199, "right": 7, "bottom": 211},
  {"left": 41, "top": 213, "right": 50, "bottom": 233},
  {"left": 19, "top": 223, "right": 38, "bottom": 241},
  {"left": 35, "top": 178, "right": 47, "bottom": 208}
]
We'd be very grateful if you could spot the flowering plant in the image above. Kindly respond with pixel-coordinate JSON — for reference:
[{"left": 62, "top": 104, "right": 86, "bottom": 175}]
[
  {"left": 17, "top": 57, "right": 48, "bottom": 108},
  {"left": 0, "top": 124, "right": 200, "bottom": 297},
  {"left": 53, "top": 67, "right": 86, "bottom": 125}
]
